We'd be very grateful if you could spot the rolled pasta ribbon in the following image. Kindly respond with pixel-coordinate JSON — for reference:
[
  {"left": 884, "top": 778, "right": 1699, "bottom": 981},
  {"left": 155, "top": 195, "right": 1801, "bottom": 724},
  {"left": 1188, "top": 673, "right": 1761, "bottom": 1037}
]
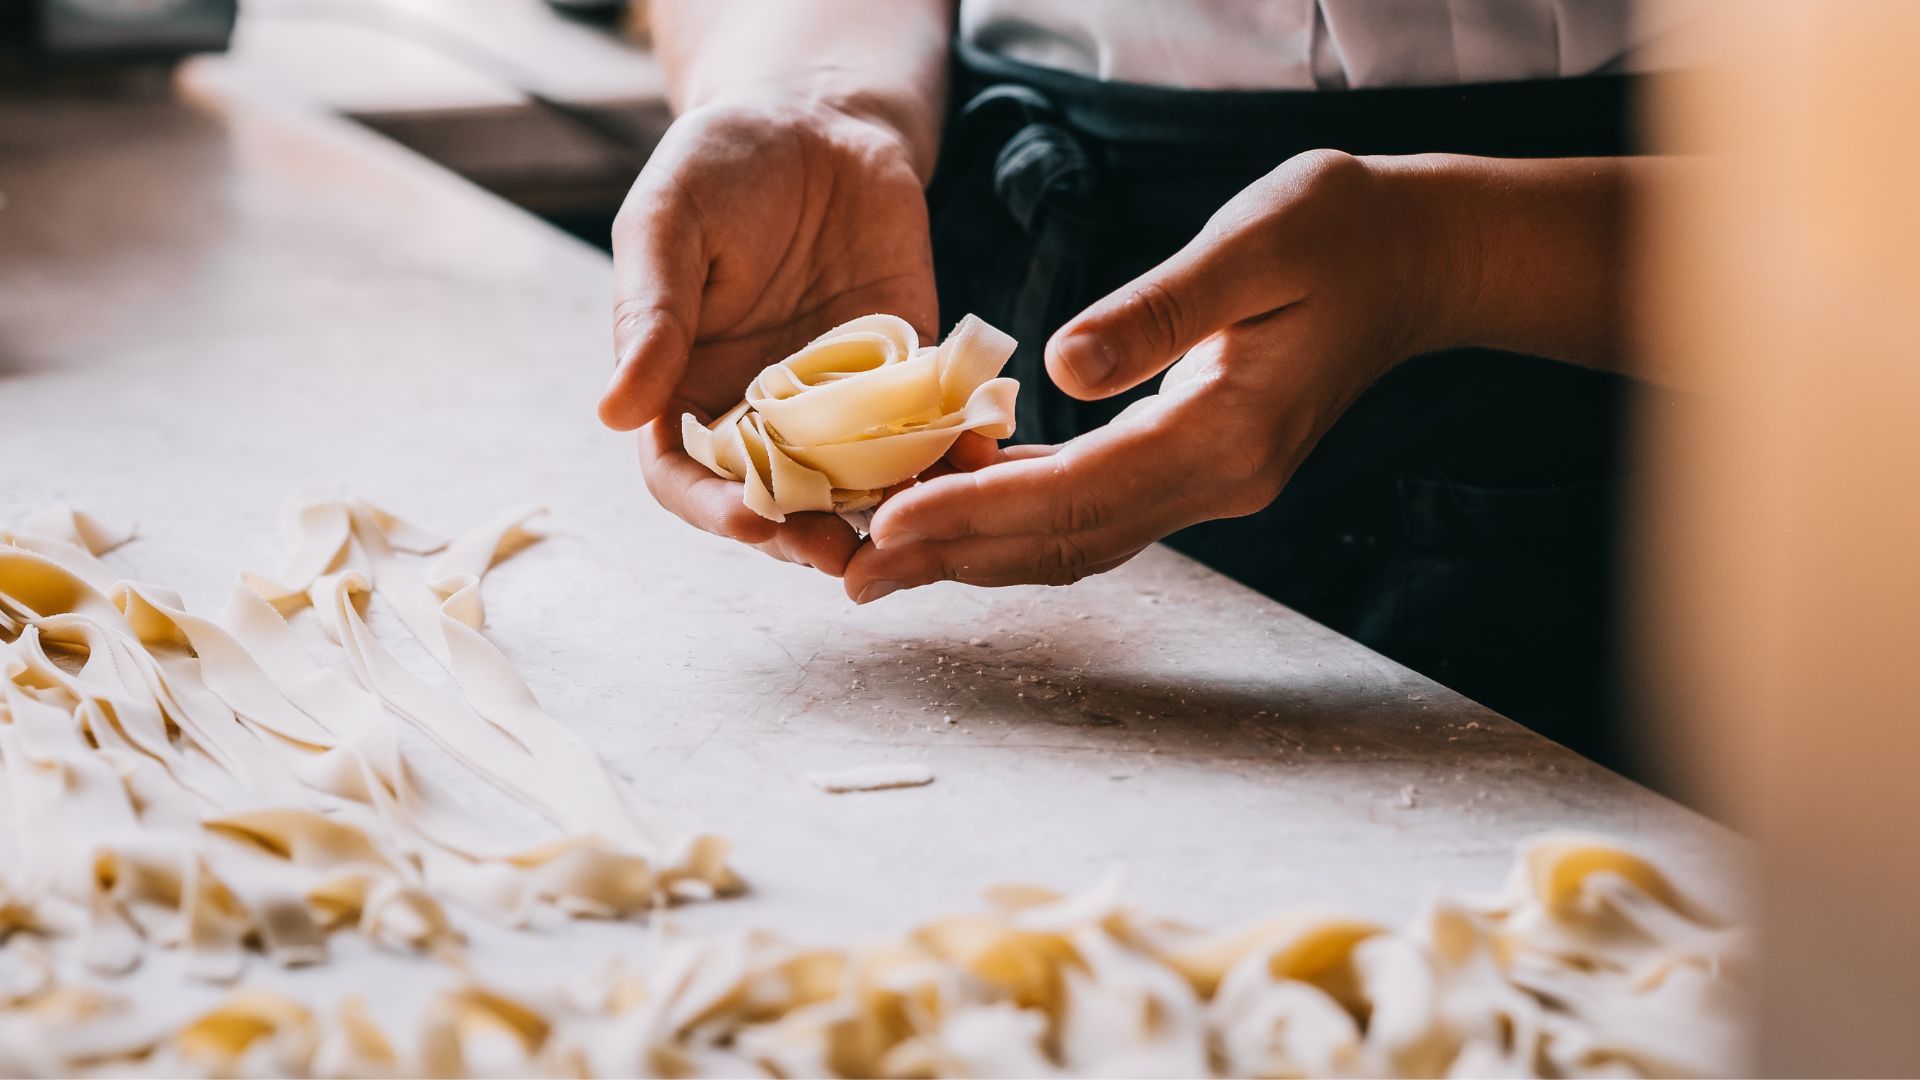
[{"left": 682, "top": 314, "right": 1019, "bottom": 521}]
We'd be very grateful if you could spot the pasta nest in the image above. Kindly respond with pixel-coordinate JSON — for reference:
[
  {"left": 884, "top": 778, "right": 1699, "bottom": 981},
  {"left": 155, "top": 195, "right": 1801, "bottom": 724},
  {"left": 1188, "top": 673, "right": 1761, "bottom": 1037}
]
[{"left": 682, "top": 314, "right": 1019, "bottom": 521}]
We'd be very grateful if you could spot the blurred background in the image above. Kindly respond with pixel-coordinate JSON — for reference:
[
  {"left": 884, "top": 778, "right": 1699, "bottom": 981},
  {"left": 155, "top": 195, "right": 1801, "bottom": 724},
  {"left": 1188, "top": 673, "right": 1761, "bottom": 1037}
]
[{"left": 2, "top": 0, "right": 663, "bottom": 245}]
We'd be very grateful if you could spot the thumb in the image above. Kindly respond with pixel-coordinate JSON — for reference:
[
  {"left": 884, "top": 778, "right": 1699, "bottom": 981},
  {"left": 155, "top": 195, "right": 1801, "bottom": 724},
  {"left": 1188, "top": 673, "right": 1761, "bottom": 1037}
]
[
  {"left": 1045, "top": 228, "right": 1292, "bottom": 401},
  {"left": 600, "top": 186, "right": 704, "bottom": 431}
]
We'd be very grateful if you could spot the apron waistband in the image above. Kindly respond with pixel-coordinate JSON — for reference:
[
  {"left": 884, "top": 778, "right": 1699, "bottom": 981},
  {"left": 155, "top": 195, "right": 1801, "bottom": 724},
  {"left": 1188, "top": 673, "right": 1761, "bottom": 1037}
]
[
  {"left": 953, "top": 37, "right": 1640, "bottom": 161},
  {"left": 941, "top": 39, "right": 1642, "bottom": 244}
]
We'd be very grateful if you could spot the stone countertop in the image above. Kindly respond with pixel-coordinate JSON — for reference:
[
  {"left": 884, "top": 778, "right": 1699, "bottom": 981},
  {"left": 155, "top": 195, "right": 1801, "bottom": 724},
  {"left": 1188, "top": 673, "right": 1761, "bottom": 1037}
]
[{"left": 0, "top": 82, "right": 1745, "bottom": 1031}]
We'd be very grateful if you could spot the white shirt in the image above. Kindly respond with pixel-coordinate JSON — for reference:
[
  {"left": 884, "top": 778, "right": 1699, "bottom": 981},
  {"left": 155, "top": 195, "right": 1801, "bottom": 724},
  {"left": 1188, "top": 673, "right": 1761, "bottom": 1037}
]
[{"left": 960, "top": 0, "right": 1723, "bottom": 91}]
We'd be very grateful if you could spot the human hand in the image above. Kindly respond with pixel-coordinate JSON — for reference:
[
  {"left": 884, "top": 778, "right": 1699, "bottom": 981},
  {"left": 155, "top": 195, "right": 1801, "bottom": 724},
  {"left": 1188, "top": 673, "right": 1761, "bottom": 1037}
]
[
  {"left": 846, "top": 150, "right": 1470, "bottom": 603},
  {"left": 599, "top": 97, "right": 939, "bottom": 576}
]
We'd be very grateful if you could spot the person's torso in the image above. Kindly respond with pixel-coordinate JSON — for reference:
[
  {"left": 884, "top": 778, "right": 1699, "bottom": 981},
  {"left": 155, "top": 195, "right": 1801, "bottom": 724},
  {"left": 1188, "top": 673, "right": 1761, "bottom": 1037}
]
[{"left": 959, "top": 0, "right": 1724, "bottom": 90}]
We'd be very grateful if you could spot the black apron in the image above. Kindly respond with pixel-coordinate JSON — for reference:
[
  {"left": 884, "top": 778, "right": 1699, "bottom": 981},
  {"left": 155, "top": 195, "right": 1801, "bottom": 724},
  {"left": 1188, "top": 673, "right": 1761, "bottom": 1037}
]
[{"left": 928, "top": 40, "right": 1641, "bottom": 773}]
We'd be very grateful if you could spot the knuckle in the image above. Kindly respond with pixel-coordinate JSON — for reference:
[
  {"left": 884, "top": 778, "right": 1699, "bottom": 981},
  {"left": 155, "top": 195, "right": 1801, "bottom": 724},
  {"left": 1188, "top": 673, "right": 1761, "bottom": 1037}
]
[
  {"left": 1212, "top": 450, "right": 1287, "bottom": 520},
  {"left": 1055, "top": 559, "right": 1115, "bottom": 586},
  {"left": 1289, "top": 149, "right": 1370, "bottom": 216},
  {"left": 616, "top": 153, "right": 705, "bottom": 244},
  {"left": 1290, "top": 147, "right": 1363, "bottom": 188},
  {"left": 1127, "top": 278, "right": 1189, "bottom": 355},
  {"left": 721, "top": 510, "right": 775, "bottom": 544},
  {"left": 1036, "top": 533, "right": 1093, "bottom": 578},
  {"left": 1048, "top": 489, "right": 1103, "bottom": 536},
  {"left": 1069, "top": 492, "right": 1103, "bottom": 534},
  {"left": 930, "top": 547, "right": 977, "bottom": 586},
  {"left": 611, "top": 295, "right": 656, "bottom": 329},
  {"left": 1217, "top": 486, "right": 1277, "bottom": 521},
  {"left": 1209, "top": 148, "right": 1367, "bottom": 264},
  {"left": 1220, "top": 438, "right": 1269, "bottom": 484},
  {"left": 611, "top": 298, "right": 692, "bottom": 353},
  {"left": 761, "top": 538, "right": 815, "bottom": 569},
  {"left": 614, "top": 167, "right": 679, "bottom": 237},
  {"left": 1043, "top": 458, "right": 1104, "bottom": 535}
]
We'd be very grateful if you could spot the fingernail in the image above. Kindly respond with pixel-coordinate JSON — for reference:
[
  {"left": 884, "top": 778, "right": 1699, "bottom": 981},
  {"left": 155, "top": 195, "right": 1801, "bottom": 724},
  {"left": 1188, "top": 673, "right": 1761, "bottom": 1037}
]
[
  {"left": 873, "top": 531, "right": 926, "bottom": 550},
  {"left": 855, "top": 580, "right": 903, "bottom": 605},
  {"left": 1056, "top": 334, "right": 1116, "bottom": 390}
]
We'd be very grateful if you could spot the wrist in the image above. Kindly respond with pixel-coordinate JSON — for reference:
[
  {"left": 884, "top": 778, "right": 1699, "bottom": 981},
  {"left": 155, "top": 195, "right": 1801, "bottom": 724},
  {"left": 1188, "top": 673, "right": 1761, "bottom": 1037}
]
[
  {"left": 654, "top": 0, "right": 953, "bottom": 185},
  {"left": 818, "top": 85, "right": 944, "bottom": 183},
  {"left": 1357, "top": 153, "right": 1489, "bottom": 360},
  {"left": 678, "top": 77, "right": 943, "bottom": 184},
  {"left": 1362, "top": 153, "right": 1631, "bottom": 367}
]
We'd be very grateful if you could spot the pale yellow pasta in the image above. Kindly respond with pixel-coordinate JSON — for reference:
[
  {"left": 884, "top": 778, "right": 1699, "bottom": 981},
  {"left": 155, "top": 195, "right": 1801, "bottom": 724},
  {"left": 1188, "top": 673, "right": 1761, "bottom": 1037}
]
[
  {"left": 0, "top": 504, "right": 1748, "bottom": 1077},
  {"left": 8, "top": 834, "right": 1744, "bottom": 1078},
  {"left": 682, "top": 314, "right": 1019, "bottom": 521},
  {"left": 0, "top": 498, "right": 738, "bottom": 994}
]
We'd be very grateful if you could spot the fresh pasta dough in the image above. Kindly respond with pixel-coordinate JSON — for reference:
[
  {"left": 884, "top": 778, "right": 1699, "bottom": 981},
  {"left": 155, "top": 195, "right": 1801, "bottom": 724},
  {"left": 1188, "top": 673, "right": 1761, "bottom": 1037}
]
[
  {"left": 0, "top": 504, "right": 1748, "bottom": 1078},
  {"left": 682, "top": 314, "right": 1020, "bottom": 521},
  {"left": 0, "top": 499, "right": 737, "bottom": 987},
  {"left": 4, "top": 835, "right": 1748, "bottom": 1077}
]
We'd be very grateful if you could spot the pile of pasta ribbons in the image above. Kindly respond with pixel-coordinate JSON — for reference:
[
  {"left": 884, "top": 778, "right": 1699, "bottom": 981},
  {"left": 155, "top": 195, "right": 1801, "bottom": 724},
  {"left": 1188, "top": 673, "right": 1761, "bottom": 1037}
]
[
  {"left": 1, "top": 495, "right": 1747, "bottom": 1075},
  {"left": 0, "top": 504, "right": 734, "bottom": 1011}
]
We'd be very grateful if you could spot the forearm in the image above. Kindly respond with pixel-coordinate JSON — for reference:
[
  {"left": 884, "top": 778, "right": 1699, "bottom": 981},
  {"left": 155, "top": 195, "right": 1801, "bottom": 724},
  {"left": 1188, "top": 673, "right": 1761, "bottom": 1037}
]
[
  {"left": 652, "top": 0, "right": 956, "bottom": 181},
  {"left": 1379, "top": 153, "right": 1687, "bottom": 376}
]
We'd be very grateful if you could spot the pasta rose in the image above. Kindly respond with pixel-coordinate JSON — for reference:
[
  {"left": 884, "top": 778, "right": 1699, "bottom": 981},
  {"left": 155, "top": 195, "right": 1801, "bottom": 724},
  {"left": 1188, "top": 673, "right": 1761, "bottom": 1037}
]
[{"left": 681, "top": 314, "right": 1020, "bottom": 522}]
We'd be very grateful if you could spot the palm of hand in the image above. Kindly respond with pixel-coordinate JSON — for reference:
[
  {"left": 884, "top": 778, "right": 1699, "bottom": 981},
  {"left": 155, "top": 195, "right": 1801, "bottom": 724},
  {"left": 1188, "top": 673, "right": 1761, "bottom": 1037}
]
[{"left": 617, "top": 100, "right": 938, "bottom": 422}]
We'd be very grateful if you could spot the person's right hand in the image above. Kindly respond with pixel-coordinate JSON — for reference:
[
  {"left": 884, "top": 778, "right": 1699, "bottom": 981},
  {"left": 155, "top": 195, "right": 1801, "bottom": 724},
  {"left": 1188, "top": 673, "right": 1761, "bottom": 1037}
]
[{"left": 598, "top": 97, "right": 938, "bottom": 577}]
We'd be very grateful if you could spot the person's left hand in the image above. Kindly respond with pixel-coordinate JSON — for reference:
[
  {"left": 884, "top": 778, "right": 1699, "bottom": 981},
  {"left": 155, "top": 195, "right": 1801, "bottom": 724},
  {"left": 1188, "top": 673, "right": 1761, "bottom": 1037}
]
[{"left": 843, "top": 149, "right": 1470, "bottom": 604}]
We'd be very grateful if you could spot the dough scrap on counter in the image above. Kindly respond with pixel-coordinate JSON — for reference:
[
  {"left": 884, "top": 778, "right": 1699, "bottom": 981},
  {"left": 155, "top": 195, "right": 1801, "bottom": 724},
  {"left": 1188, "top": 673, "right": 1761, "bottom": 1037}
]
[
  {"left": 808, "top": 763, "right": 936, "bottom": 793},
  {"left": 0, "top": 498, "right": 738, "bottom": 988},
  {"left": 4, "top": 836, "right": 1749, "bottom": 1078},
  {"left": 682, "top": 314, "right": 1019, "bottom": 521}
]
